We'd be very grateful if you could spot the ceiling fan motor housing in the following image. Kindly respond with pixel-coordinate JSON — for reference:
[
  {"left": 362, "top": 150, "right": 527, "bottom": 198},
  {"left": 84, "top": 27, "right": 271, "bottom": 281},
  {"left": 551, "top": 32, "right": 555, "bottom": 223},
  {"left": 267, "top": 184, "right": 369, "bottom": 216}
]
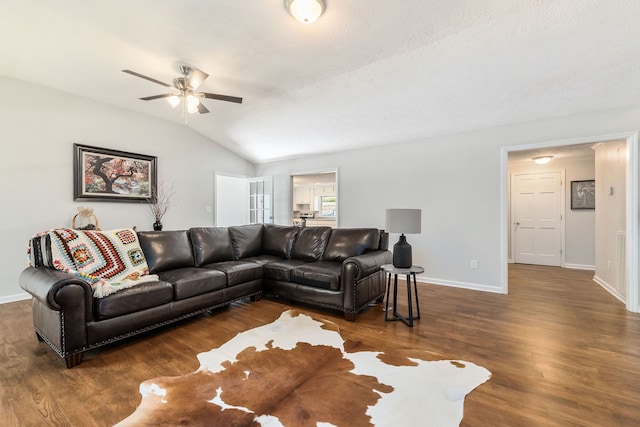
[{"left": 173, "top": 77, "right": 187, "bottom": 91}]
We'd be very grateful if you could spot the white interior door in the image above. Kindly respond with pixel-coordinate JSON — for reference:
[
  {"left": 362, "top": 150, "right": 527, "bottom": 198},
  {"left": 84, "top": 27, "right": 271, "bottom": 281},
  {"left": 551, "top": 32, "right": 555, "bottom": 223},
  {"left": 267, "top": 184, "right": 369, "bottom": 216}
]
[
  {"left": 215, "top": 174, "right": 249, "bottom": 226},
  {"left": 512, "top": 172, "right": 564, "bottom": 266}
]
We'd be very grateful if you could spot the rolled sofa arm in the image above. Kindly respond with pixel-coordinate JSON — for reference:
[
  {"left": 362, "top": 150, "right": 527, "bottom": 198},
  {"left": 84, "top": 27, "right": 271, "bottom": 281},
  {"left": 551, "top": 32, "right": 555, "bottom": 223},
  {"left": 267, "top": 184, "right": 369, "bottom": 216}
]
[
  {"left": 19, "top": 267, "right": 94, "bottom": 319},
  {"left": 343, "top": 250, "right": 393, "bottom": 280},
  {"left": 20, "top": 267, "right": 94, "bottom": 365},
  {"left": 342, "top": 250, "right": 393, "bottom": 316}
]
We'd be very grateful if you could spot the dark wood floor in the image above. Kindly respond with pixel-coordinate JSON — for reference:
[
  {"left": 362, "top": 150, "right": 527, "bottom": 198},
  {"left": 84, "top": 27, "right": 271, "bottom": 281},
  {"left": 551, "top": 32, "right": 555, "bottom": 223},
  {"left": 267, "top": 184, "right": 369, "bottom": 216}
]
[{"left": 1, "top": 264, "right": 639, "bottom": 426}]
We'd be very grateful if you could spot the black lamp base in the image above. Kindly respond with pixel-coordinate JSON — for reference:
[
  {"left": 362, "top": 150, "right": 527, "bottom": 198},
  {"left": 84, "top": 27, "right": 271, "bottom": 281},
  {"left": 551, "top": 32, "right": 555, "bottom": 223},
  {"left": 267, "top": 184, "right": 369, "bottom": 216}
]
[{"left": 393, "top": 234, "right": 412, "bottom": 268}]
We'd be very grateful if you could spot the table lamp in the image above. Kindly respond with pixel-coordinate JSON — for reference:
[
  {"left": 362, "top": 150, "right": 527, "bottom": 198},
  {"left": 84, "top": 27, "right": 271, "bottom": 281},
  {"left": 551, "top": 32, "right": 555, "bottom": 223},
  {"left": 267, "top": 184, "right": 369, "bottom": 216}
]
[{"left": 385, "top": 208, "right": 422, "bottom": 268}]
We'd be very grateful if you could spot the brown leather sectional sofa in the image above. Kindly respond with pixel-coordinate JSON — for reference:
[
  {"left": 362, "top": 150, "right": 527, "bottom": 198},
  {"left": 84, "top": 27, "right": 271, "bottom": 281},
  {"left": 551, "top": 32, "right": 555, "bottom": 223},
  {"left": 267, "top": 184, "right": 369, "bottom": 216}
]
[{"left": 19, "top": 224, "right": 392, "bottom": 367}]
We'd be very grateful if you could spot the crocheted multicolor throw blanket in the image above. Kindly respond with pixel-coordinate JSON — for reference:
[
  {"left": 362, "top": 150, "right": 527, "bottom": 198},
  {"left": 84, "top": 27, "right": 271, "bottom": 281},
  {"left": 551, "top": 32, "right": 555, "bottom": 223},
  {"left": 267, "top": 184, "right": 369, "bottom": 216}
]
[{"left": 28, "top": 228, "right": 159, "bottom": 298}]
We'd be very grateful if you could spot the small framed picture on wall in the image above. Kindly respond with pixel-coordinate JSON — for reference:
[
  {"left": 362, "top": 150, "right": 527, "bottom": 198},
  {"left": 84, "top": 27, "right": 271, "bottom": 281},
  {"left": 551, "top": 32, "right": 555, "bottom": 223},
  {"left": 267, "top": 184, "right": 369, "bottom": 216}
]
[{"left": 571, "top": 180, "right": 595, "bottom": 210}]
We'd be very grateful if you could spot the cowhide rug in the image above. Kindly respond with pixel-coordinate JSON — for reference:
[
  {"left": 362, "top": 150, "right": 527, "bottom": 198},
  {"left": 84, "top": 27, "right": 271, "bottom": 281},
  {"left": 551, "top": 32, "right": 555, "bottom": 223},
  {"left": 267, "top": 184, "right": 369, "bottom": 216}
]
[{"left": 116, "top": 310, "right": 491, "bottom": 426}]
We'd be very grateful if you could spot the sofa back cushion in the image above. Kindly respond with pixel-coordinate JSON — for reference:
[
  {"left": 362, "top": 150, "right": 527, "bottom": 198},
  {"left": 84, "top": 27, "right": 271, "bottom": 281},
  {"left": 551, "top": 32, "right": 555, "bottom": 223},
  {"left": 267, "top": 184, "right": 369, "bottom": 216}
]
[
  {"left": 379, "top": 230, "right": 389, "bottom": 251},
  {"left": 190, "top": 227, "right": 235, "bottom": 266},
  {"left": 138, "top": 230, "right": 194, "bottom": 273},
  {"left": 290, "top": 227, "right": 332, "bottom": 261},
  {"left": 229, "top": 224, "right": 264, "bottom": 259},
  {"left": 322, "top": 228, "right": 381, "bottom": 262},
  {"left": 262, "top": 224, "right": 299, "bottom": 259}
]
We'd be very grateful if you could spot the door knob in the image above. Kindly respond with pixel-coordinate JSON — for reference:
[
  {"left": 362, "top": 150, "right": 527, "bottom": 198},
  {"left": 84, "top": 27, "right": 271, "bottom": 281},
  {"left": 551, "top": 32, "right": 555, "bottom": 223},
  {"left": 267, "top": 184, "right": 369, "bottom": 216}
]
[{"left": 515, "top": 222, "right": 520, "bottom": 226}]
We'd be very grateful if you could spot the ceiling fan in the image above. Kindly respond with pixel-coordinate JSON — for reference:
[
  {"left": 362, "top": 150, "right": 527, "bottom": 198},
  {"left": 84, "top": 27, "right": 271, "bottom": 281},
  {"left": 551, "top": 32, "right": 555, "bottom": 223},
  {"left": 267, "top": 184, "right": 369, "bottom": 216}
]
[{"left": 122, "top": 66, "right": 242, "bottom": 121}]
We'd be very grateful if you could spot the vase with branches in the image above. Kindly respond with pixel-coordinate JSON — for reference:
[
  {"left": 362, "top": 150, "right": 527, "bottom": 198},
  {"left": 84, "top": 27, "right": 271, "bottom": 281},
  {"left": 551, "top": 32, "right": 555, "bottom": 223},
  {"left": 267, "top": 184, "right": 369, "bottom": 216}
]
[{"left": 147, "top": 181, "right": 176, "bottom": 231}]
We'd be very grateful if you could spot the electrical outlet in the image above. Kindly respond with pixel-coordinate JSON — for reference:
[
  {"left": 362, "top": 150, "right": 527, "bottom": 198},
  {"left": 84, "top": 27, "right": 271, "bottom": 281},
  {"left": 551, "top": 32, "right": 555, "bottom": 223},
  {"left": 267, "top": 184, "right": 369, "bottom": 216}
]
[
  {"left": 607, "top": 260, "right": 611, "bottom": 270},
  {"left": 470, "top": 260, "right": 478, "bottom": 270}
]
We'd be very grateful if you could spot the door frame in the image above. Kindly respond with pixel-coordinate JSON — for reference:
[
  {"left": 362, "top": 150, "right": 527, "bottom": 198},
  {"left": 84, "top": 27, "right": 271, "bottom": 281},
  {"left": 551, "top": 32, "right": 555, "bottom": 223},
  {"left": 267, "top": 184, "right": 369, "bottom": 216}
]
[
  {"left": 290, "top": 167, "right": 339, "bottom": 226},
  {"left": 501, "top": 131, "right": 639, "bottom": 313},
  {"left": 510, "top": 170, "right": 566, "bottom": 267}
]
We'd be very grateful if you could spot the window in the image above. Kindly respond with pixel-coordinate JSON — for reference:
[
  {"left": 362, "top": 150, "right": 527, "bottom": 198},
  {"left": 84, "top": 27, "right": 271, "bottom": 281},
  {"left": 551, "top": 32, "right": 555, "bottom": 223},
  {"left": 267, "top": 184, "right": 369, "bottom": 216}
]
[{"left": 319, "top": 195, "right": 336, "bottom": 217}]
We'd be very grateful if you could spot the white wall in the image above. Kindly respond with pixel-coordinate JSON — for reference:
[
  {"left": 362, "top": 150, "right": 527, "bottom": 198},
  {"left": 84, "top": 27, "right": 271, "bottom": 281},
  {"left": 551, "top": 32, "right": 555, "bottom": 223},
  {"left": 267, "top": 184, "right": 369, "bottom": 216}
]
[
  {"left": 259, "top": 136, "right": 507, "bottom": 292},
  {"left": 0, "top": 78, "right": 255, "bottom": 302},
  {"left": 509, "top": 154, "right": 596, "bottom": 268},
  {"left": 256, "top": 105, "right": 640, "bottom": 296},
  {"left": 594, "top": 141, "right": 627, "bottom": 299}
]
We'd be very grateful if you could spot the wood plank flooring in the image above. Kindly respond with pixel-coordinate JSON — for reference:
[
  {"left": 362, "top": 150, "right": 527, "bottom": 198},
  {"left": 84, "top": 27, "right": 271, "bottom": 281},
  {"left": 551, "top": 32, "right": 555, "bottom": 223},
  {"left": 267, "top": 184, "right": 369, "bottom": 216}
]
[{"left": 1, "top": 264, "right": 640, "bottom": 426}]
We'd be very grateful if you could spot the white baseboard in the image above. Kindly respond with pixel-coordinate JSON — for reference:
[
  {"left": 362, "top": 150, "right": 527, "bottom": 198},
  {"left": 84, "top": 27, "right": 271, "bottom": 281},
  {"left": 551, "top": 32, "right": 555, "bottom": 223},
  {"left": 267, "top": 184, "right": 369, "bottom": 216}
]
[
  {"left": 565, "top": 263, "right": 596, "bottom": 271},
  {"left": 415, "top": 275, "right": 504, "bottom": 294},
  {"left": 593, "top": 275, "right": 626, "bottom": 304},
  {"left": 0, "top": 292, "right": 31, "bottom": 304}
]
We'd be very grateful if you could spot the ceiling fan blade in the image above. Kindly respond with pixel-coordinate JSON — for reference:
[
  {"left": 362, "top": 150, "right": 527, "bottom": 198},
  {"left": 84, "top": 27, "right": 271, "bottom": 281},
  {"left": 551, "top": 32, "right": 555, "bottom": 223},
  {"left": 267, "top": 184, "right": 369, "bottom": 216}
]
[
  {"left": 187, "top": 68, "right": 209, "bottom": 90},
  {"left": 122, "top": 70, "right": 174, "bottom": 88},
  {"left": 197, "top": 102, "right": 209, "bottom": 114},
  {"left": 200, "top": 92, "right": 243, "bottom": 104},
  {"left": 139, "top": 94, "right": 175, "bottom": 101}
]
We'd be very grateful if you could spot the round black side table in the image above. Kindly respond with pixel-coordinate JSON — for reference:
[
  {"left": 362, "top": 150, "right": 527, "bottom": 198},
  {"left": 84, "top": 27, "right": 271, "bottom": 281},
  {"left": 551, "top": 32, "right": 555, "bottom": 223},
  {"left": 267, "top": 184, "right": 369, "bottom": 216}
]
[{"left": 381, "top": 264, "right": 424, "bottom": 327}]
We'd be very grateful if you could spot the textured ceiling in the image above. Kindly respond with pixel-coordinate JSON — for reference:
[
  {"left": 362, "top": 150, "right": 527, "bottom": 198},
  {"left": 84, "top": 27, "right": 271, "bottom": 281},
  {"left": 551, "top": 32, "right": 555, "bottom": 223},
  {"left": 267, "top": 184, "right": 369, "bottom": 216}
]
[
  {"left": 508, "top": 142, "right": 596, "bottom": 164},
  {"left": 1, "top": 1, "right": 639, "bottom": 163}
]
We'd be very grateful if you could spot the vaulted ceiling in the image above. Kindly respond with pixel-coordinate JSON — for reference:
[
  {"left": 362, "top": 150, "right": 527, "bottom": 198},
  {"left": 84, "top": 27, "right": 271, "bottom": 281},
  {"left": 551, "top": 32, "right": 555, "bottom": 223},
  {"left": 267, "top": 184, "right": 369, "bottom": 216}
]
[{"left": 1, "top": 1, "right": 639, "bottom": 163}]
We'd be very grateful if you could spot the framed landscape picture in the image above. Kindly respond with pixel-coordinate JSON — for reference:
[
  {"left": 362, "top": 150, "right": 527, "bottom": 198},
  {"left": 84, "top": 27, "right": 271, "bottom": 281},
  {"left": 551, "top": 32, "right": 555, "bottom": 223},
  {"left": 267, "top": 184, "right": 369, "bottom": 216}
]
[
  {"left": 571, "top": 180, "right": 595, "bottom": 210},
  {"left": 74, "top": 144, "right": 157, "bottom": 202}
]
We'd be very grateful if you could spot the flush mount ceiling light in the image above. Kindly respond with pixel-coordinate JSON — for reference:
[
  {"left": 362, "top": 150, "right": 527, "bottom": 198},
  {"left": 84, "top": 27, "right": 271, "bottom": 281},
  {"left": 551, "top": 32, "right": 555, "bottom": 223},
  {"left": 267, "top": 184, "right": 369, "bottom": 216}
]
[
  {"left": 533, "top": 156, "right": 553, "bottom": 165},
  {"left": 285, "top": 0, "right": 326, "bottom": 24}
]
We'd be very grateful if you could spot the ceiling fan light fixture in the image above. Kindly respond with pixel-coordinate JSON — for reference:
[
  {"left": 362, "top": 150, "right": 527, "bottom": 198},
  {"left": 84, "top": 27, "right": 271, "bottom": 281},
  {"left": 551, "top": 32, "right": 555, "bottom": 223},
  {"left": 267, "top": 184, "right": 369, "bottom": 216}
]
[
  {"left": 186, "top": 94, "right": 200, "bottom": 114},
  {"left": 122, "top": 67, "right": 242, "bottom": 121},
  {"left": 533, "top": 155, "right": 553, "bottom": 165},
  {"left": 285, "top": 0, "right": 325, "bottom": 24},
  {"left": 167, "top": 95, "right": 180, "bottom": 108}
]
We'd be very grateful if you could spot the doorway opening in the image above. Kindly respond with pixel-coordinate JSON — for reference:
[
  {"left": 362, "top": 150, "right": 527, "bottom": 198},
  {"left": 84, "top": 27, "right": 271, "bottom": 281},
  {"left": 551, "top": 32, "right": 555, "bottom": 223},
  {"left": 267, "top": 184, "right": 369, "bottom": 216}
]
[
  {"left": 291, "top": 169, "right": 338, "bottom": 228},
  {"left": 502, "top": 132, "right": 639, "bottom": 313},
  {"left": 214, "top": 173, "right": 273, "bottom": 226}
]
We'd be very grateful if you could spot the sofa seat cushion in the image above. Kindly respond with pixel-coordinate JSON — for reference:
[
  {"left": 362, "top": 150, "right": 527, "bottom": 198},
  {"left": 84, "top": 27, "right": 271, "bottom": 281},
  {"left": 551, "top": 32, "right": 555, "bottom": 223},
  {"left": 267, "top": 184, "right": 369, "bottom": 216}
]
[
  {"left": 95, "top": 281, "right": 174, "bottom": 320},
  {"left": 157, "top": 267, "right": 227, "bottom": 300},
  {"left": 203, "top": 261, "right": 264, "bottom": 286},
  {"left": 290, "top": 261, "right": 343, "bottom": 291},
  {"left": 243, "top": 255, "right": 283, "bottom": 266},
  {"left": 264, "top": 259, "right": 313, "bottom": 282}
]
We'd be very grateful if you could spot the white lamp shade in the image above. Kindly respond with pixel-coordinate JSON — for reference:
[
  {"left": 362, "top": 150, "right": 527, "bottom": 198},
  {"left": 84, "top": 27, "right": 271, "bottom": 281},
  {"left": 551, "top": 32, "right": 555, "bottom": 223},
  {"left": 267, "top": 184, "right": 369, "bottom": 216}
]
[{"left": 385, "top": 209, "right": 422, "bottom": 234}]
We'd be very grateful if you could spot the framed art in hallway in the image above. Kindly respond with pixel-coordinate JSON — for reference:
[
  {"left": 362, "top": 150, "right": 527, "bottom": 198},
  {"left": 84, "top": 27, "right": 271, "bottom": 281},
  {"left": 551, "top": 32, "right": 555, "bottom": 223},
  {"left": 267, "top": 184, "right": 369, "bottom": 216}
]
[
  {"left": 73, "top": 144, "right": 157, "bottom": 202},
  {"left": 570, "top": 180, "right": 595, "bottom": 210}
]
